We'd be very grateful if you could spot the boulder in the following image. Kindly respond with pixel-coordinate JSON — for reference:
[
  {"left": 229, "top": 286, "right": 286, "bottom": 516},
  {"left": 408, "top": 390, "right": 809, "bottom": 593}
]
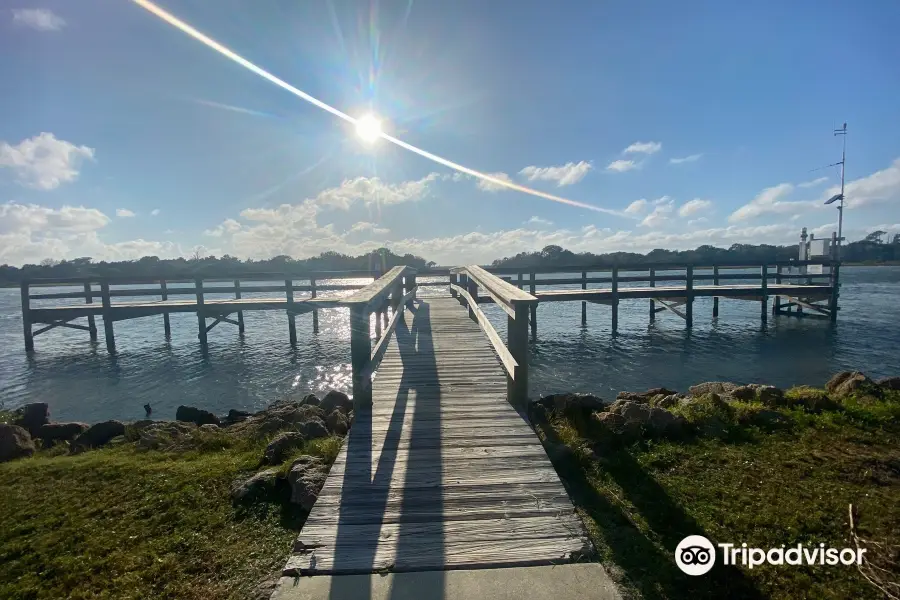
[
  {"left": 647, "top": 407, "right": 684, "bottom": 436},
  {"left": 876, "top": 376, "right": 900, "bottom": 391},
  {"left": 301, "top": 394, "right": 321, "bottom": 407},
  {"left": 651, "top": 394, "right": 682, "bottom": 409},
  {"left": 826, "top": 371, "right": 881, "bottom": 398},
  {"left": 607, "top": 400, "right": 652, "bottom": 424},
  {"left": 756, "top": 386, "right": 785, "bottom": 407},
  {"left": 0, "top": 424, "right": 35, "bottom": 462},
  {"left": 535, "top": 393, "right": 607, "bottom": 417},
  {"left": 15, "top": 403, "right": 50, "bottom": 436},
  {"left": 617, "top": 388, "right": 678, "bottom": 403},
  {"left": 731, "top": 385, "right": 759, "bottom": 402},
  {"left": 287, "top": 456, "right": 328, "bottom": 510},
  {"left": 587, "top": 411, "right": 642, "bottom": 444},
  {"left": 176, "top": 405, "right": 220, "bottom": 427},
  {"left": 320, "top": 391, "right": 352, "bottom": 416},
  {"left": 199, "top": 423, "right": 220, "bottom": 432},
  {"left": 73, "top": 420, "right": 126, "bottom": 449},
  {"left": 263, "top": 432, "right": 306, "bottom": 465},
  {"left": 688, "top": 382, "right": 739, "bottom": 397},
  {"left": 297, "top": 418, "right": 329, "bottom": 440},
  {"left": 37, "top": 422, "right": 89, "bottom": 446},
  {"left": 225, "top": 409, "right": 252, "bottom": 425},
  {"left": 231, "top": 468, "right": 280, "bottom": 503},
  {"left": 326, "top": 410, "right": 349, "bottom": 436},
  {"left": 136, "top": 421, "right": 196, "bottom": 450},
  {"left": 746, "top": 409, "right": 788, "bottom": 427}
]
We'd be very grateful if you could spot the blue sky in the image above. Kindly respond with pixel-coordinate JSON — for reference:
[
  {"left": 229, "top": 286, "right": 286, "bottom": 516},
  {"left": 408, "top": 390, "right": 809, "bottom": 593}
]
[{"left": 2, "top": 0, "right": 899, "bottom": 266}]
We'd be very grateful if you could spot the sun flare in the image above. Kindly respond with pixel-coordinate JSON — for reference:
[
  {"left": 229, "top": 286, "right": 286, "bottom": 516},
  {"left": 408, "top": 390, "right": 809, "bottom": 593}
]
[{"left": 355, "top": 114, "right": 383, "bottom": 143}]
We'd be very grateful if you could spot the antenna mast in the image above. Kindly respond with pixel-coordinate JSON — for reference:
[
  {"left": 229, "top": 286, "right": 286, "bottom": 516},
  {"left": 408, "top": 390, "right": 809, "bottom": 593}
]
[{"left": 833, "top": 123, "right": 847, "bottom": 258}]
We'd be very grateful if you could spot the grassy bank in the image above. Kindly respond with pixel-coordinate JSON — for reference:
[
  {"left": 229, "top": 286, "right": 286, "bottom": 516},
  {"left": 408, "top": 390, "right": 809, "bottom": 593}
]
[
  {"left": 535, "top": 390, "right": 900, "bottom": 600},
  {"left": 0, "top": 428, "right": 341, "bottom": 600}
]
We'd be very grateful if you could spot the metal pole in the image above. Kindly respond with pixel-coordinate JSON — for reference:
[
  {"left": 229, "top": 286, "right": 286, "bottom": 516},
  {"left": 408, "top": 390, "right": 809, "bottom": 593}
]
[{"left": 835, "top": 123, "right": 847, "bottom": 259}]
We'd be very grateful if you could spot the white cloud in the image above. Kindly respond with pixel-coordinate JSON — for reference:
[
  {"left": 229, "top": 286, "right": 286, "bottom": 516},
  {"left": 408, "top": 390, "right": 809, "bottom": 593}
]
[
  {"left": 639, "top": 197, "right": 674, "bottom": 227},
  {"left": 606, "top": 159, "right": 637, "bottom": 173},
  {"left": 688, "top": 217, "right": 708, "bottom": 226},
  {"left": 526, "top": 216, "right": 553, "bottom": 226},
  {"left": 315, "top": 173, "right": 439, "bottom": 208},
  {"left": 0, "top": 202, "right": 109, "bottom": 234},
  {"left": 623, "top": 141, "right": 662, "bottom": 155},
  {"left": 518, "top": 161, "right": 592, "bottom": 186},
  {"left": 476, "top": 172, "right": 513, "bottom": 192},
  {"left": 349, "top": 221, "right": 390, "bottom": 235},
  {"left": 116, "top": 208, "right": 136, "bottom": 218},
  {"left": 12, "top": 8, "right": 65, "bottom": 31},
  {"left": 678, "top": 198, "right": 713, "bottom": 217},
  {"left": 822, "top": 157, "right": 900, "bottom": 208},
  {"left": 150, "top": 208, "right": 161, "bottom": 216},
  {"left": 0, "top": 133, "right": 95, "bottom": 190},
  {"left": 669, "top": 154, "right": 702, "bottom": 165},
  {"left": 203, "top": 218, "right": 242, "bottom": 237},
  {"left": 728, "top": 183, "right": 814, "bottom": 222},
  {"left": 624, "top": 199, "right": 648, "bottom": 215},
  {"left": 797, "top": 176, "right": 828, "bottom": 188}
]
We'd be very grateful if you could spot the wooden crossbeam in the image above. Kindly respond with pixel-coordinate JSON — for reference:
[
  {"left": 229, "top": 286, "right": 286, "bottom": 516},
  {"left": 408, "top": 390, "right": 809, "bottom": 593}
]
[
  {"left": 652, "top": 298, "right": 687, "bottom": 320},
  {"left": 780, "top": 295, "right": 831, "bottom": 315},
  {"left": 33, "top": 319, "right": 92, "bottom": 337},
  {"left": 204, "top": 313, "right": 243, "bottom": 333}
]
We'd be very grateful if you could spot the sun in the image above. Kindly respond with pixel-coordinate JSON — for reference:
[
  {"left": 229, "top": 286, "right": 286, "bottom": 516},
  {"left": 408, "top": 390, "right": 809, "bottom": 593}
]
[{"left": 355, "top": 114, "right": 383, "bottom": 143}]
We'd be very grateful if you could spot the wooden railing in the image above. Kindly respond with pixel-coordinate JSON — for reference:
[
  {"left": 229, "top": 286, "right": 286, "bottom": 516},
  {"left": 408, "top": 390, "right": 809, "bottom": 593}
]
[
  {"left": 449, "top": 265, "right": 538, "bottom": 407},
  {"left": 342, "top": 266, "right": 418, "bottom": 409}
]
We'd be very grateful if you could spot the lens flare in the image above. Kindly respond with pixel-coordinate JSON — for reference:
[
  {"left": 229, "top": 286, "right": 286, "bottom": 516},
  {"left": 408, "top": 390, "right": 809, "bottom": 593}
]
[
  {"left": 355, "top": 114, "right": 383, "bottom": 143},
  {"left": 130, "top": 0, "right": 622, "bottom": 216}
]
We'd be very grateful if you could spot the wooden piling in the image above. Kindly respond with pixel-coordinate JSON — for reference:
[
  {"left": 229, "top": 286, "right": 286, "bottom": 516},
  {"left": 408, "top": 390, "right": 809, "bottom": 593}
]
[
  {"left": 517, "top": 272, "right": 523, "bottom": 290},
  {"left": 84, "top": 281, "right": 97, "bottom": 341},
  {"left": 529, "top": 271, "right": 537, "bottom": 340},
  {"left": 830, "top": 263, "right": 840, "bottom": 323},
  {"left": 685, "top": 266, "right": 694, "bottom": 328},
  {"left": 405, "top": 273, "right": 417, "bottom": 307},
  {"left": 349, "top": 304, "right": 372, "bottom": 409},
  {"left": 712, "top": 265, "right": 719, "bottom": 318},
  {"left": 507, "top": 303, "right": 530, "bottom": 407},
  {"left": 100, "top": 279, "right": 115, "bottom": 353},
  {"left": 20, "top": 281, "right": 34, "bottom": 352},
  {"left": 195, "top": 278, "right": 207, "bottom": 346},
  {"left": 310, "top": 277, "right": 319, "bottom": 333},
  {"left": 286, "top": 278, "right": 297, "bottom": 346},
  {"left": 160, "top": 280, "right": 171, "bottom": 339},
  {"left": 234, "top": 279, "right": 245, "bottom": 334},
  {"left": 773, "top": 266, "right": 782, "bottom": 315},
  {"left": 466, "top": 277, "right": 478, "bottom": 320},
  {"left": 760, "top": 265, "right": 768, "bottom": 323},
  {"left": 611, "top": 267, "right": 619, "bottom": 333},
  {"left": 649, "top": 268, "right": 656, "bottom": 322},
  {"left": 449, "top": 273, "right": 458, "bottom": 298},
  {"left": 581, "top": 271, "right": 587, "bottom": 327}
]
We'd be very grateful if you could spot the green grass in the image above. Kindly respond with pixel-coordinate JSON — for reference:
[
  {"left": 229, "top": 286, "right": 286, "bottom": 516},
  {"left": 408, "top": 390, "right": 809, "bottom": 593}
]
[
  {"left": 0, "top": 432, "right": 343, "bottom": 600},
  {"left": 536, "top": 390, "right": 900, "bottom": 600}
]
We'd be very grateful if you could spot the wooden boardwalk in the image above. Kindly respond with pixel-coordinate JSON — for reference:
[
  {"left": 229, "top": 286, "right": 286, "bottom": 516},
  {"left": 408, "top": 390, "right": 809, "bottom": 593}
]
[{"left": 283, "top": 296, "right": 591, "bottom": 575}]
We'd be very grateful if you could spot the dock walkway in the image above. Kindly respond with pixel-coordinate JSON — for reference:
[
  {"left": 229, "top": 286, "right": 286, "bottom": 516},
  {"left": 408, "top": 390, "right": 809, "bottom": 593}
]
[{"left": 283, "top": 296, "right": 591, "bottom": 575}]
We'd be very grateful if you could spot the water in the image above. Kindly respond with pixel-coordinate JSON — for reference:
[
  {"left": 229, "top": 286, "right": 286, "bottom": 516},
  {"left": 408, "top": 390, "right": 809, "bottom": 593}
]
[{"left": 1, "top": 267, "right": 898, "bottom": 423}]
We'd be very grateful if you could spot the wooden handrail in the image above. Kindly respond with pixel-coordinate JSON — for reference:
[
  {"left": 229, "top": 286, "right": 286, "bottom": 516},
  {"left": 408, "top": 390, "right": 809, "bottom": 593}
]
[
  {"left": 450, "top": 284, "right": 517, "bottom": 378},
  {"left": 484, "top": 258, "right": 838, "bottom": 275},
  {"left": 341, "top": 266, "right": 414, "bottom": 310},
  {"left": 452, "top": 265, "right": 537, "bottom": 318}
]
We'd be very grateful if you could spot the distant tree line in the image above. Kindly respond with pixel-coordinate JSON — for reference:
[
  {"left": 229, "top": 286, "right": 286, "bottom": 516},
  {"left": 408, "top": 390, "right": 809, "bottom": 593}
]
[{"left": 1, "top": 232, "right": 897, "bottom": 285}]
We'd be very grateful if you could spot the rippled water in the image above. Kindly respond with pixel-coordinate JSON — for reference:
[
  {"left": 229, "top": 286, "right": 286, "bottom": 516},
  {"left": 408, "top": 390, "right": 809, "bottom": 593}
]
[{"left": 1, "top": 267, "right": 898, "bottom": 423}]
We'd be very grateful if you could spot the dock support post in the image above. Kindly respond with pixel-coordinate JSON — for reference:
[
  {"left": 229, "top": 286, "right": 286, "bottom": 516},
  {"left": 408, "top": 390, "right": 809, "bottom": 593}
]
[
  {"left": 507, "top": 303, "right": 530, "bottom": 408},
  {"left": 101, "top": 279, "right": 115, "bottom": 354},
  {"left": 712, "top": 266, "right": 719, "bottom": 318},
  {"left": 517, "top": 272, "right": 523, "bottom": 290},
  {"left": 405, "top": 272, "right": 417, "bottom": 307},
  {"left": 21, "top": 281, "right": 34, "bottom": 352},
  {"left": 449, "top": 273, "right": 458, "bottom": 298},
  {"left": 234, "top": 280, "right": 245, "bottom": 334},
  {"left": 310, "top": 277, "right": 319, "bottom": 334},
  {"left": 529, "top": 271, "right": 537, "bottom": 340},
  {"left": 160, "top": 280, "right": 171, "bottom": 339},
  {"left": 611, "top": 267, "right": 619, "bottom": 333},
  {"left": 649, "top": 268, "right": 656, "bottom": 323},
  {"left": 760, "top": 265, "right": 768, "bottom": 323},
  {"left": 685, "top": 266, "right": 694, "bottom": 328},
  {"left": 286, "top": 279, "right": 297, "bottom": 346},
  {"left": 466, "top": 277, "right": 478, "bottom": 320},
  {"left": 84, "top": 281, "right": 97, "bottom": 341},
  {"left": 830, "top": 263, "right": 840, "bottom": 323},
  {"left": 195, "top": 278, "right": 207, "bottom": 347},
  {"left": 773, "top": 266, "right": 782, "bottom": 315},
  {"left": 581, "top": 271, "right": 587, "bottom": 327},
  {"left": 350, "top": 304, "right": 372, "bottom": 409}
]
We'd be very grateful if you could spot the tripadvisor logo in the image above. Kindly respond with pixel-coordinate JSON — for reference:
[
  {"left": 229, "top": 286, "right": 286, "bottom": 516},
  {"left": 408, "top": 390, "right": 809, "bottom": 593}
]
[{"left": 675, "top": 535, "right": 867, "bottom": 576}]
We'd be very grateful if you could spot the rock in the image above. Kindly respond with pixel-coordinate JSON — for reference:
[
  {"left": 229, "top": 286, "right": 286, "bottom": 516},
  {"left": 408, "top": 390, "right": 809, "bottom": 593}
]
[
  {"left": 15, "top": 403, "right": 50, "bottom": 436},
  {"left": 0, "top": 424, "right": 35, "bottom": 462},
  {"left": 287, "top": 456, "right": 328, "bottom": 510},
  {"left": 37, "top": 422, "right": 89, "bottom": 446},
  {"left": 176, "top": 405, "right": 220, "bottom": 427},
  {"left": 826, "top": 371, "right": 881, "bottom": 398},
  {"left": 688, "top": 382, "right": 739, "bottom": 397},
  {"left": 263, "top": 432, "right": 306, "bottom": 465},
  {"left": 651, "top": 394, "right": 682, "bottom": 409},
  {"left": 748, "top": 409, "right": 788, "bottom": 427},
  {"left": 756, "top": 385, "right": 785, "bottom": 407},
  {"left": 251, "top": 576, "right": 280, "bottom": 600},
  {"left": 199, "top": 423, "right": 220, "bottom": 432},
  {"left": 107, "top": 435, "right": 128, "bottom": 447},
  {"left": 326, "top": 410, "right": 349, "bottom": 436},
  {"left": 731, "top": 385, "right": 759, "bottom": 402},
  {"left": 320, "top": 391, "right": 352, "bottom": 416},
  {"left": 129, "top": 419, "right": 157, "bottom": 432},
  {"left": 302, "top": 394, "right": 321, "bottom": 407},
  {"left": 876, "top": 376, "right": 900, "bottom": 391},
  {"left": 297, "top": 418, "right": 329, "bottom": 440},
  {"left": 647, "top": 407, "right": 684, "bottom": 436},
  {"left": 617, "top": 388, "right": 678, "bottom": 404},
  {"left": 225, "top": 409, "right": 252, "bottom": 425},
  {"left": 587, "top": 411, "right": 642, "bottom": 444},
  {"left": 231, "top": 468, "right": 280, "bottom": 503},
  {"left": 537, "top": 393, "right": 608, "bottom": 414},
  {"left": 700, "top": 418, "right": 729, "bottom": 439},
  {"left": 608, "top": 400, "right": 651, "bottom": 424},
  {"left": 136, "top": 421, "right": 196, "bottom": 450},
  {"left": 73, "top": 420, "right": 126, "bottom": 449}
]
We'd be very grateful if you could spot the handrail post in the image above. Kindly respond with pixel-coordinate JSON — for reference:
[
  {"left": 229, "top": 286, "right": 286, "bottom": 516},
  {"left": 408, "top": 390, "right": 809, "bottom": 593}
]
[
  {"left": 760, "top": 264, "right": 768, "bottom": 323},
  {"left": 84, "top": 281, "right": 97, "bottom": 342},
  {"left": 160, "top": 279, "right": 171, "bottom": 339},
  {"left": 350, "top": 304, "right": 372, "bottom": 409},
  {"left": 21, "top": 280, "right": 34, "bottom": 352},
  {"left": 529, "top": 271, "right": 537, "bottom": 340},
  {"left": 310, "top": 276, "right": 319, "bottom": 334},
  {"left": 685, "top": 266, "right": 694, "bottom": 328},
  {"left": 712, "top": 265, "right": 719, "bottom": 318},
  {"left": 449, "top": 273, "right": 458, "bottom": 298},
  {"left": 466, "top": 275, "right": 478, "bottom": 320},
  {"left": 611, "top": 267, "right": 619, "bottom": 333},
  {"left": 773, "top": 266, "right": 782, "bottom": 315},
  {"left": 649, "top": 267, "right": 656, "bottom": 323},
  {"left": 507, "top": 302, "right": 530, "bottom": 407},
  {"left": 581, "top": 270, "right": 587, "bottom": 327},
  {"left": 286, "top": 278, "right": 297, "bottom": 346},
  {"left": 404, "top": 272, "right": 417, "bottom": 307},
  {"left": 196, "top": 277, "right": 207, "bottom": 346},
  {"left": 101, "top": 279, "right": 115, "bottom": 354},
  {"left": 830, "top": 262, "right": 840, "bottom": 323},
  {"left": 234, "top": 279, "right": 245, "bottom": 334}
]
